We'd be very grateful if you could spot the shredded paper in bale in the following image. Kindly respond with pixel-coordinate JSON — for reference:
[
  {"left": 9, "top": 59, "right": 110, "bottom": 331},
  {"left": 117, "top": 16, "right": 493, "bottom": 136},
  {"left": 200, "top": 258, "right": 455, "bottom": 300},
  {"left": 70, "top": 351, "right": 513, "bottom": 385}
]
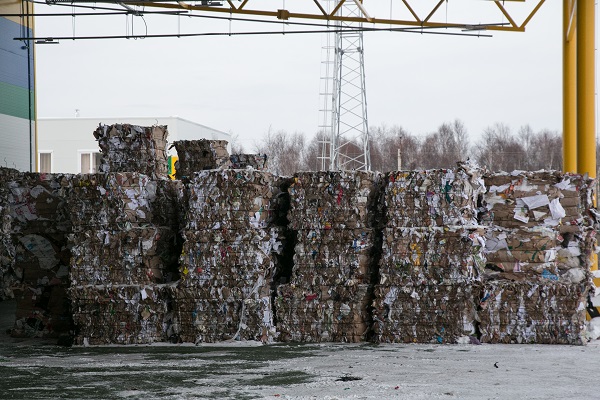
[
  {"left": 229, "top": 154, "right": 268, "bottom": 170},
  {"left": 0, "top": 167, "right": 21, "bottom": 300},
  {"left": 173, "top": 286, "right": 274, "bottom": 343},
  {"left": 172, "top": 139, "right": 230, "bottom": 179},
  {"left": 384, "top": 161, "right": 485, "bottom": 228},
  {"left": 276, "top": 283, "right": 371, "bottom": 343},
  {"left": 184, "top": 169, "right": 281, "bottom": 230},
  {"left": 287, "top": 171, "right": 383, "bottom": 230},
  {"left": 372, "top": 283, "right": 478, "bottom": 344},
  {"left": 292, "top": 228, "right": 377, "bottom": 286},
  {"left": 94, "top": 124, "right": 169, "bottom": 179},
  {"left": 478, "top": 280, "right": 588, "bottom": 345},
  {"left": 70, "top": 284, "right": 175, "bottom": 345},
  {"left": 483, "top": 226, "right": 594, "bottom": 284},
  {"left": 7, "top": 173, "right": 74, "bottom": 338},
  {"left": 379, "top": 227, "right": 485, "bottom": 286}
]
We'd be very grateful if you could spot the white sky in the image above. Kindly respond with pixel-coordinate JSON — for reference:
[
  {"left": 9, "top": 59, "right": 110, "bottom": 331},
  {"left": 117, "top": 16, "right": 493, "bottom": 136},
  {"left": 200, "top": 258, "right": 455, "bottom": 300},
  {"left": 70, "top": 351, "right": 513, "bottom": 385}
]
[{"left": 31, "top": 1, "right": 584, "bottom": 151}]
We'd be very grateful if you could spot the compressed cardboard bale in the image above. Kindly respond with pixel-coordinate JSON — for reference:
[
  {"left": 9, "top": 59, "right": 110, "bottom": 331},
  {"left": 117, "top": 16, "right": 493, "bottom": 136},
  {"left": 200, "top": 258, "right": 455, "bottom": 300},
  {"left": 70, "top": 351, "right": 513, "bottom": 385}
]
[
  {"left": 291, "top": 228, "right": 378, "bottom": 286},
  {"left": 379, "top": 226, "right": 485, "bottom": 286},
  {"left": 483, "top": 226, "right": 595, "bottom": 284},
  {"left": 287, "top": 170, "right": 384, "bottom": 230},
  {"left": 172, "top": 284, "right": 275, "bottom": 343},
  {"left": 7, "top": 173, "right": 73, "bottom": 236},
  {"left": 478, "top": 280, "right": 588, "bottom": 345},
  {"left": 6, "top": 173, "right": 74, "bottom": 337},
  {"left": 229, "top": 154, "right": 268, "bottom": 170},
  {"left": 69, "top": 173, "right": 163, "bottom": 230},
  {"left": 275, "top": 283, "right": 371, "bottom": 343},
  {"left": 482, "top": 171, "right": 596, "bottom": 231},
  {"left": 69, "top": 226, "right": 178, "bottom": 286},
  {"left": 179, "top": 227, "right": 282, "bottom": 288},
  {"left": 173, "top": 139, "right": 230, "bottom": 178},
  {"left": 0, "top": 168, "right": 22, "bottom": 300},
  {"left": 184, "top": 169, "right": 282, "bottom": 230},
  {"left": 69, "top": 284, "right": 174, "bottom": 345},
  {"left": 372, "top": 283, "right": 478, "bottom": 344},
  {"left": 94, "top": 124, "right": 169, "bottom": 179},
  {"left": 384, "top": 161, "right": 485, "bottom": 228}
]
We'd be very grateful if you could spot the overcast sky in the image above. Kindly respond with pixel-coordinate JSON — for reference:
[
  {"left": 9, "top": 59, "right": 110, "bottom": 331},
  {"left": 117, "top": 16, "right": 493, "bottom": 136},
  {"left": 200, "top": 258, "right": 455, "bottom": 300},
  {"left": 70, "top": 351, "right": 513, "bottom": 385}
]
[{"left": 32, "top": 1, "right": 583, "bottom": 151}]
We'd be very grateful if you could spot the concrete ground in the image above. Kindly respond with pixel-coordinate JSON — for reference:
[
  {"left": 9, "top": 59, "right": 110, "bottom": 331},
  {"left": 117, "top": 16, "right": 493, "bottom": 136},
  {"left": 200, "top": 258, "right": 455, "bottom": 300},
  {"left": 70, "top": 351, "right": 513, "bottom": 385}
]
[{"left": 1, "top": 300, "right": 599, "bottom": 400}]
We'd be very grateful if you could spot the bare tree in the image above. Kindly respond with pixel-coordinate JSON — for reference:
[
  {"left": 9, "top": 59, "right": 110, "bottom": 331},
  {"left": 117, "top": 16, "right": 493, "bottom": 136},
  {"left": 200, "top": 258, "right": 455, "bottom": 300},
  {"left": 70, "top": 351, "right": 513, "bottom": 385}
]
[
  {"left": 419, "top": 120, "right": 470, "bottom": 169},
  {"left": 473, "top": 123, "right": 526, "bottom": 172},
  {"left": 254, "top": 128, "right": 307, "bottom": 176}
]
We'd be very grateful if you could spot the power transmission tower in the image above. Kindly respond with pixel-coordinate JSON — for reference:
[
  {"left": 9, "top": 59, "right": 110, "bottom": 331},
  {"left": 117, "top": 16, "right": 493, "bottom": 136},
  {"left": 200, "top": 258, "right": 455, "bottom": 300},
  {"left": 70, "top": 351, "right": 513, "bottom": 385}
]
[{"left": 319, "top": 1, "right": 370, "bottom": 171}]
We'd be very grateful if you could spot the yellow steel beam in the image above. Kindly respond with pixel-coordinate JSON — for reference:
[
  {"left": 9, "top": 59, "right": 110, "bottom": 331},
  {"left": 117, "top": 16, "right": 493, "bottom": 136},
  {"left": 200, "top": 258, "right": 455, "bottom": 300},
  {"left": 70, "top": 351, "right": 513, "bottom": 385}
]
[
  {"left": 576, "top": 0, "right": 595, "bottom": 179},
  {"left": 122, "top": 0, "right": 545, "bottom": 32},
  {"left": 563, "top": 0, "right": 576, "bottom": 173}
]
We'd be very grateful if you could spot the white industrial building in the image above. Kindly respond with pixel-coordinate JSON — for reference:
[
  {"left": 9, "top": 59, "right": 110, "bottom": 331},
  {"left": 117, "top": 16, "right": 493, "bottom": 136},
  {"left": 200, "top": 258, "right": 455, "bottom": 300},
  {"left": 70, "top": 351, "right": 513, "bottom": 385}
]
[{"left": 37, "top": 117, "right": 231, "bottom": 173}]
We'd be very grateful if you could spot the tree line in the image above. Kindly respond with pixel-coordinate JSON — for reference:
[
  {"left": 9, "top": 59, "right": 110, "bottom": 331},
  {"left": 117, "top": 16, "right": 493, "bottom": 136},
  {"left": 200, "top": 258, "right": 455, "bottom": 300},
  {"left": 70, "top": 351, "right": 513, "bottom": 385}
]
[{"left": 244, "top": 120, "right": 570, "bottom": 176}]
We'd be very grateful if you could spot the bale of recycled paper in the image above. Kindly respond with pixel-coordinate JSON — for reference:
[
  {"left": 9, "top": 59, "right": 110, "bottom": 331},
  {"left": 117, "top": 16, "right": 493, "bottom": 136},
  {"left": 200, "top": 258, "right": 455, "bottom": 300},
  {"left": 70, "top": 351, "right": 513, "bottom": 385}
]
[
  {"left": 183, "top": 169, "right": 282, "bottom": 231},
  {"left": 69, "top": 226, "right": 178, "bottom": 286},
  {"left": 172, "top": 285, "right": 275, "bottom": 343},
  {"left": 179, "top": 227, "right": 282, "bottom": 288},
  {"left": 7, "top": 173, "right": 73, "bottom": 236},
  {"left": 482, "top": 226, "right": 594, "bottom": 284},
  {"left": 229, "top": 154, "right": 268, "bottom": 170},
  {"left": 372, "top": 283, "right": 478, "bottom": 344},
  {"left": 287, "top": 171, "right": 384, "bottom": 230},
  {"left": 70, "top": 284, "right": 175, "bottom": 345},
  {"left": 291, "top": 228, "right": 378, "bottom": 287},
  {"left": 478, "top": 280, "right": 588, "bottom": 345},
  {"left": 94, "top": 124, "right": 169, "bottom": 179},
  {"left": 172, "top": 139, "right": 230, "bottom": 179},
  {"left": 69, "top": 173, "right": 166, "bottom": 230},
  {"left": 6, "top": 173, "right": 74, "bottom": 338},
  {"left": 384, "top": 161, "right": 485, "bottom": 228},
  {"left": 482, "top": 171, "right": 596, "bottom": 231},
  {"left": 0, "top": 168, "right": 22, "bottom": 300},
  {"left": 275, "top": 283, "right": 371, "bottom": 343},
  {"left": 378, "top": 226, "right": 485, "bottom": 286}
]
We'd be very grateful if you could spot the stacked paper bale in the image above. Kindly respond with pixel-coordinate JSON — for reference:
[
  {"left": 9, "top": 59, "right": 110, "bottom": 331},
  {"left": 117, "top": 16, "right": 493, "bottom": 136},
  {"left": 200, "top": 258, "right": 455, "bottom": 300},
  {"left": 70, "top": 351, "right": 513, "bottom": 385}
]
[
  {"left": 374, "top": 161, "right": 487, "bottom": 344},
  {"left": 94, "top": 124, "right": 169, "bottom": 179},
  {"left": 6, "top": 173, "right": 74, "bottom": 338},
  {"left": 172, "top": 140, "right": 230, "bottom": 179},
  {"left": 70, "top": 284, "right": 175, "bottom": 345},
  {"left": 67, "top": 173, "right": 180, "bottom": 345},
  {"left": 0, "top": 168, "right": 21, "bottom": 300},
  {"left": 229, "top": 154, "right": 268, "bottom": 170},
  {"left": 175, "top": 169, "right": 284, "bottom": 343},
  {"left": 276, "top": 171, "right": 383, "bottom": 343},
  {"left": 479, "top": 171, "right": 597, "bottom": 344}
]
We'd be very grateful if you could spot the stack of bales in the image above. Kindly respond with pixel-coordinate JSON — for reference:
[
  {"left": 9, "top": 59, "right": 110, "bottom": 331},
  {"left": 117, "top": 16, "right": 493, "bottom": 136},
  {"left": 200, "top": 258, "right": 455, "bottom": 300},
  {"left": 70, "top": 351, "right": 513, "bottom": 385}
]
[
  {"left": 0, "top": 168, "right": 21, "bottom": 300},
  {"left": 94, "top": 124, "right": 169, "bottom": 179},
  {"left": 6, "top": 172, "right": 74, "bottom": 338},
  {"left": 373, "top": 162, "right": 487, "bottom": 343},
  {"left": 174, "top": 142, "right": 284, "bottom": 343},
  {"left": 229, "top": 154, "right": 268, "bottom": 170},
  {"left": 479, "top": 171, "right": 596, "bottom": 344},
  {"left": 173, "top": 140, "right": 230, "bottom": 179},
  {"left": 68, "top": 124, "right": 180, "bottom": 345},
  {"left": 276, "top": 171, "right": 383, "bottom": 343}
]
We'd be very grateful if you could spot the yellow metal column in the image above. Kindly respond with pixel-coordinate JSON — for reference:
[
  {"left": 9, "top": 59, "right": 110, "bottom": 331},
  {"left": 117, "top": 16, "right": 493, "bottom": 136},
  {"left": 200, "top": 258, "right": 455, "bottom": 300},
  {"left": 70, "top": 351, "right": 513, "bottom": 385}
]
[
  {"left": 576, "top": 0, "right": 599, "bottom": 299},
  {"left": 576, "top": 0, "right": 595, "bottom": 179},
  {"left": 563, "top": 0, "right": 577, "bottom": 172}
]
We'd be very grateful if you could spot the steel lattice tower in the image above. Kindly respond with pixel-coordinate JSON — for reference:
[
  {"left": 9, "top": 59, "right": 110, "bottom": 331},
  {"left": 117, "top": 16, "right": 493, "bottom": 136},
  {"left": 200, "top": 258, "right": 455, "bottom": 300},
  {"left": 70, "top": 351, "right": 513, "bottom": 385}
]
[{"left": 319, "top": 1, "right": 370, "bottom": 171}]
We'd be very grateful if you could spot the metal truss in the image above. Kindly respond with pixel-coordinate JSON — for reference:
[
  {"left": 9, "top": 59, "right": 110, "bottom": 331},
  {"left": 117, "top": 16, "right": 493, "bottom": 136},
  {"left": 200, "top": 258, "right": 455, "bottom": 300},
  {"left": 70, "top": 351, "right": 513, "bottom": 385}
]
[{"left": 45, "top": 0, "right": 547, "bottom": 33}]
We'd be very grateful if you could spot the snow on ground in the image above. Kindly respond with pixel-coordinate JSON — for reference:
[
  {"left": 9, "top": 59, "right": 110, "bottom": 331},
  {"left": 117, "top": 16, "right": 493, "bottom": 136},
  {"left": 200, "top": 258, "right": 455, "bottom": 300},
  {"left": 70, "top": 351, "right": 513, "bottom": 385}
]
[{"left": 2, "top": 300, "right": 600, "bottom": 400}]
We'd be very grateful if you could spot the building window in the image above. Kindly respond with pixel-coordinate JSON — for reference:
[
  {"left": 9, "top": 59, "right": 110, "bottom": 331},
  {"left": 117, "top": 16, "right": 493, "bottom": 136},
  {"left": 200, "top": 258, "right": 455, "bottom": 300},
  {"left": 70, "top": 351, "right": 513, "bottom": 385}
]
[
  {"left": 79, "top": 151, "right": 102, "bottom": 173},
  {"left": 38, "top": 152, "right": 52, "bottom": 173}
]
